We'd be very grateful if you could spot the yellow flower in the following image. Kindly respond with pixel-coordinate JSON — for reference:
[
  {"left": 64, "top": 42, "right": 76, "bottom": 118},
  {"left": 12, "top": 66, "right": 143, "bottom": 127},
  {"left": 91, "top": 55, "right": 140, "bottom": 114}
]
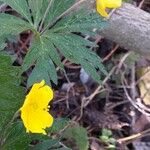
[
  {"left": 96, "top": 0, "right": 122, "bottom": 17},
  {"left": 20, "top": 80, "right": 54, "bottom": 135}
]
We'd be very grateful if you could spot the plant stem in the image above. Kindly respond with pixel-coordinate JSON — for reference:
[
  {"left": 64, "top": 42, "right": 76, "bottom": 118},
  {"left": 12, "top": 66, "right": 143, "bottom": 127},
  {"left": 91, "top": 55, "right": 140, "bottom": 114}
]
[
  {"left": 38, "top": 0, "right": 54, "bottom": 32},
  {"left": 40, "top": 0, "right": 87, "bottom": 35}
]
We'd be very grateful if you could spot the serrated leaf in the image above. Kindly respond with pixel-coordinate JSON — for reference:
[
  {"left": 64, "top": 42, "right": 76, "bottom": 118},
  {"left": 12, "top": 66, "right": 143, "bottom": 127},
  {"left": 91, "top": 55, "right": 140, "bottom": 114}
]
[
  {"left": 1, "top": 0, "right": 32, "bottom": 23},
  {"left": 63, "top": 125, "right": 89, "bottom": 150},
  {"left": 81, "top": 61, "right": 102, "bottom": 84},
  {"left": 42, "top": 37, "right": 64, "bottom": 69},
  {"left": 0, "top": 53, "right": 25, "bottom": 139},
  {"left": 28, "top": 0, "right": 44, "bottom": 27},
  {"left": 49, "top": 10, "right": 107, "bottom": 35},
  {"left": 46, "top": 33, "right": 107, "bottom": 83},
  {"left": 28, "top": 56, "right": 58, "bottom": 87},
  {"left": 22, "top": 2, "right": 107, "bottom": 86},
  {"left": 0, "top": 13, "right": 32, "bottom": 37},
  {"left": 1, "top": 121, "right": 30, "bottom": 150},
  {"left": 44, "top": 0, "right": 75, "bottom": 26},
  {"left": 22, "top": 38, "right": 40, "bottom": 72},
  {"left": 22, "top": 35, "right": 62, "bottom": 87},
  {"left": 44, "top": 33, "right": 96, "bottom": 48}
]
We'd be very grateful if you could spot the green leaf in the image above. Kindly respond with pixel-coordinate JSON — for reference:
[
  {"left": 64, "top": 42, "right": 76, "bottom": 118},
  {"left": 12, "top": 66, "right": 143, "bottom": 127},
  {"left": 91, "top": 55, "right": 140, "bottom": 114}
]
[
  {"left": 81, "top": 60, "right": 102, "bottom": 84},
  {"left": 42, "top": 37, "right": 64, "bottom": 69},
  {"left": 1, "top": 0, "right": 32, "bottom": 23},
  {"left": 22, "top": 35, "right": 62, "bottom": 87},
  {"left": 32, "top": 139, "right": 59, "bottom": 150},
  {"left": 0, "top": 36, "right": 6, "bottom": 50},
  {"left": 101, "top": 128, "right": 112, "bottom": 137},
  {"left": 55, "top": 148, "right": 72, "bottom": 150},
  {"left": 49, "top": 118, "right": 69, "bottom": 133},
  {"left": 49, "top": 10, "right": 107, "bottom": 35},
  {"left": 63, "top": 125, "right": 89, "bottom": 150},
  {"left": 32, "top": 139, "right": 72, "bottom": 150},
  {"left": 0, "top": 53, "right": 25, "bottom": 139},
  {"left": 22, "top": 3, "right": 107, "bottom": 86},
  {"left": 44, "top": 0, "right": 75, "bottom": 26},
  {"left": 0, "top": 13, "right": 32, "bottom": 37},
  {"left": 28, "top": 0, "right": 44, "bottom": 27},
  {"left": 28, "top": 56, "right": 58, "bottom": 87},
  {"left": 45, "top": 33, "right": 107, "bottom": 83},
  {"left": 1, "top": 121, "right": 30, "bottom": 150}
]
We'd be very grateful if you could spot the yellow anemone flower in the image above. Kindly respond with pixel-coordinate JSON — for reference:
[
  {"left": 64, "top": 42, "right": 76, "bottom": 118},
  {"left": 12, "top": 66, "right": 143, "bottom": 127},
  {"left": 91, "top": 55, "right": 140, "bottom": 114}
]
[
  {"left": 96, "top": 0, "right": 122, "bottom": 17},
  {"left": 20, "top": 80, "right": 54, "bottom": 135}
]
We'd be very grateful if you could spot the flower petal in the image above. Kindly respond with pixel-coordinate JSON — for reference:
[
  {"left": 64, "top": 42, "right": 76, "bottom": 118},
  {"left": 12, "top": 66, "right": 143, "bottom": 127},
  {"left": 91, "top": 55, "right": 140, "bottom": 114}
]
[
  {"left": 21, "top": 107, "right": 53, "bottom": 134},
  {"left": 105, "top": 0, "right": 122, "bottom": 8},
  {"left": 96, "top": 0, "right": 122, "bottom": 17},
  {"left": 21, "top": 80, "right": 53, "bottom": 109},
  {"left": 20, "top": 80, "right": 54, "bottom": 134},
  {"left": 96, "top": 0, "right": 108, "bottom": 17},
  {"left": 37, "top": 84, "right": 54, "bottom": 108}
]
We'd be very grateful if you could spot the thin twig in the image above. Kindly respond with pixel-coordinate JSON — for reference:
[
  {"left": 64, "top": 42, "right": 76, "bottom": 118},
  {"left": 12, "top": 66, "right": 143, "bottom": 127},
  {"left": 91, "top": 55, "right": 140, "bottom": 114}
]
[
  {"left": 116, "top": 52, "right": 132, "bottom": 74},
  {"left": 102, "top": 44, "right": 119, "bottom": 62},
  {"left": 84, "top": 66, "right": 116, "bottom": 107},
  {"left": 130, "top": 64, "right": 138, "bottom": 100},
  {"left": 77, "top": 67, "right": 116, "bottom": 121},
  {"left": 117, "top": 128, "right": 150, "bottom": 144},
  {"left": 122, "top": 73, "right": 150, "bottom": 116},
  {"left": 138, "top": 0, "right": 145, "bottom": 8}
]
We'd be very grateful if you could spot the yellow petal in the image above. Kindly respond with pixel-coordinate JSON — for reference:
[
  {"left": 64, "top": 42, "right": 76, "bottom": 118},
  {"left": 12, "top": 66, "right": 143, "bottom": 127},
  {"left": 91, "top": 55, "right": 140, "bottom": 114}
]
[
  {"left": 21, "top": 107, "right": 53, "bottom": 134},
  {"left": 96, "top": 0, "right": 122, "bottom": 17},
  {"left": 38, "top": 85, "right": 54, "bottom": 107},
  {"left": 105, "top": 0, "right": 122, "bottom": 8},
  {"left": 21, "top": 80, "right": 53, "bottom": 109},
  {"left": 20, "top": 80, "right": 54, "bottom": 134},
  {"left": 96, "top": 0, "right": 108, "bottom": 17}
]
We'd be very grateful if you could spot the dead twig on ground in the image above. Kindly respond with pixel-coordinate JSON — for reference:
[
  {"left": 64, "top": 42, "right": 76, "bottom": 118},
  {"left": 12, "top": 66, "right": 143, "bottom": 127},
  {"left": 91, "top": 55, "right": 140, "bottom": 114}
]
[{"left": 117, "top": 128, "right": 150, "bottom": 144}]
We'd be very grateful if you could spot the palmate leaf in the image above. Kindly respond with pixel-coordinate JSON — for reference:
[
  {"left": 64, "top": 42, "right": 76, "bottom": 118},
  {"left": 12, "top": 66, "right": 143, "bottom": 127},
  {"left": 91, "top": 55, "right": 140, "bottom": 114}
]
[
  {"left": 22, "top": 35, "right": 62, "bottom": 87},
  {"left": 43, "top": 33, "right": 107, "bottom": 84},
  {"left": 0, "top": 0, "right": 32, "bottom": 23},
  {"left": 22, "top": 3, "right": 107, "bottom": 86},
  {"left": 0, "top": 53, "right": 25, "bottom": 137}
]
